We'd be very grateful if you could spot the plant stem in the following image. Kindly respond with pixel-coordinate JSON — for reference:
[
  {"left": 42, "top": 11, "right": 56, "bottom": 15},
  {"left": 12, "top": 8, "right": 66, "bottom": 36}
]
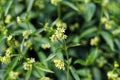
[
  {"left": 58, "top": 3, "right": 61, "bottom": 19},
  {"left": 64, "top": 41, "right": 70, "bottom": 80}
]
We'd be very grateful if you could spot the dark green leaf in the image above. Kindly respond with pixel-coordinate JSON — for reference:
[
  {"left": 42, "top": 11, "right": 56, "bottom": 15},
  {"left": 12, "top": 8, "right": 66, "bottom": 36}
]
[
  {"left": 92, "top": 67, "right": 101, "bottom": 80},
  {"left": 101, "top": 31, "right": 114, "bottom": 51},
  {"left": 34, "top": 62, "right": 54, "bottom": 73},
  {"left": 5, "top": 0, "right": 13, "bottom": 16},
  {"left": 25, "top": 67, "right": 32, "bottom": 80},
  {"left": 83, "top": 3, "right": 96, "bottom": 22},
  {"left": 86, "top": 48, "right": 99, "bottom": 65},
  {"left": 70, "top": 66, "right": 80, "bottom": 80},
  {"left": 77, "top": 68, "right": 90, "bottom": 77},
  {"left": 46, "top": 53, "right": 56, "bottom": 61},
  {"left": 80, "top": 27, "right": 97, "bottom": 39},
  {"left": 74, "top": 59, "right": 87, "bottom": 66},
  {"left": 61, "top": 1, "right": 79, "bottom": 11}
]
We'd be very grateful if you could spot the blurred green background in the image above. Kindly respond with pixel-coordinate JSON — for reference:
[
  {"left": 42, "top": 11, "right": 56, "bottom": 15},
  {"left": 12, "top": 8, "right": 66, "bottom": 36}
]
[{"left": 0, "top": 0, "right": 120, "bottom": 80}]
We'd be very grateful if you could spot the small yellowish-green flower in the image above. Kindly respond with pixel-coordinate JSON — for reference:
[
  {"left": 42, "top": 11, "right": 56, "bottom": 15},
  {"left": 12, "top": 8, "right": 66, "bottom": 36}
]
[
  {"left": 5, "top": 47, "right": 13, "bottom": 55},
  {"left": 70, "top": 23, "right": 79, "bottom": 31},
  {"left": 114, "top": 61, "right": 119, "bottom": 68},
  {"left": 50, "top": 21, "right": 67, "bottom": 42},
  {"left": 112, "top": 28, "right": 120, "bottom": 35},
  {"left": 41, "top": 43, "right": 50, "bottom": 49},
  {"left": 107, "top": 71, "right": 118, "bottom": 80},
  {"left": 5, "top": 14, "right": 11, "bottom": 24},
  {"left": 53, "top": 59, "right": 65, "bottom": 70},
  {"left": 1, "top": 26, "right": 8, "bottom": 35},
  {"left": 23, "top": 30, "right": 32, "bottom": 39},
  {"left": 84, "top": 0, "right": 91, "bottom": 3},
  {"left": 56, "top": 20, "right": 67, "bottom": 29},
  {"left": 96, "top": 57, "right": 107, "bottom": 67},
  {"left": 50, "top": 34, "right": 57, "bottom": 42},
  {"left": 44, "top": 22, "right": 49, "bottom": 31},
  {"left": 51, "top": 0, "right": 62, "bottom": 5},
  {"left": 15, "top": 40, "right": 20, "bottom": 47},
  {"left": 102, "top": 0, "right": 109, "bottom": 6},
  {"left": 35, "top": 0, "right": 45, "bottom": 9},
  {"left": 0, "top": 54, "right": 11, "bottom": 64},
  {"left": 105, "top": 21, "right": 112, "bottom": 29},
  {"left": 9, "top": 71, "right": 19, "bottom": 80},
  {"left": 7, "top": 35, "right": 13, "bottom": 41},
  {"left": 23, "top": 58, "right": 35, "bottom": 70},
  {"left": 101, "top": 17, "right": 108, "bottom": 23},
  {"left": 23, "top": 62, "right": 32, "bottom": 70},
  {"left": 24, "top": 40, "right": 32, "bottom": 48},
  {"left": 90, "top": 36, "right": 100, "bottom": 46},
  {"left": 40, "top": 77, "right": 50, "bottom": 80},
  {"left": 17, "top": 16, "right": 22, "bottom": 23}
]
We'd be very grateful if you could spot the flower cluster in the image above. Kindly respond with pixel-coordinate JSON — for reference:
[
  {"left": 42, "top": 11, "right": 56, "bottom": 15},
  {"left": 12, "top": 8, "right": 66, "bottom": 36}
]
[
  {"left": 23, "top": 30, "right": 32, "bottom": 39},
  {"left": 101, "top": 17, "right": 115, "bottom": 30},
  {"left": 17, "top": 16, "right": 22, "bottom": 23},
  {"left": 107, "top": 71, "right": 120, "bottom": 80},
  {"left": 0, "top": 26, "right": 8, "bottom": 35},
  {"left": 24, "top": 40, "right": 32, "bottom": 48},
  {"left": 53, "top": 58, "right": 65, "bottom": 70},
  {"left": 23, "top": 58, "right": 35, "bottom": 70},
  {"left": 107, "top": 61, "right": 120, "bottom": 80},
  {"left": 112, "top": 27, "right": 120, "bottom": 36},
  {"left": 51, "top": 0, "right": 62, "bottom": 5},
  {"left": 41, "top": 43, "right": 50, "bottom": 49},
  {"left": 50, "top": 20, "right": 67, "bottom": 42},
  {"left": 35, "top": 0, "right": 45, "bottom": 9},
  {"left": 9, "top": 71, "right": 19, "bottom": 80},
  {"left": 0, "top": 47, "right": 13, "bottom": 64},
  {"left": 90, "top": 36, "right": 100, "bottom": 46},
  {"left": 96, "top": 57, "right": 107, "bottom": 67},
  {"left": 5, "top": 14, "right": 11, "bottom": 24}
]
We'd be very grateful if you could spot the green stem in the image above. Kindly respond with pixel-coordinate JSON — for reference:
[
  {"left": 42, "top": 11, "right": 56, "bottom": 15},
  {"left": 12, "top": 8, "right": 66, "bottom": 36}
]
[
  {"left": 58, "top": 3, "right": 61, "bottom": 19},
  {"left": 64, "top": 41, "right": 70, "bottom": 80}
]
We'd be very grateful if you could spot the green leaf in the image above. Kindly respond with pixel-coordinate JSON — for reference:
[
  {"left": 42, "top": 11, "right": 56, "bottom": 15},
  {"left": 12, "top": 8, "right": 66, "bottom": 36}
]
[
  {"left": 77, "top": 68, "right": 90, "bottom": 77},
  {"left": 80, "top": 27, "right": 97, "bottom": 39},
  {"left": 25, "top": 67, "right": 32, "bottom": 80},
  {"left": 0, "top": 36, "right": 6, "bottom": 45},
  {"left": 61, "top": 1, "right": 79, "bottom": 11},
  {"left": 46, "top": 53, "right": 56, "bottom": 61},
  {"left": 92, "top": 67, "right": 101, "bottom": 80},
  {"left": 70, "top": 66, "right": 80, "bottom": 80},
  {"left": 67, "top": 43, "right": 81, "bottom": 48},
  {"left": 114, "top": 38, "right": 120, "bottom": 50},
  {"left": 34, "top": 62, "right": 54, "bottom": 73},
  {"left": 37, "top": 52, "right": 47, "bottom": 67},
  {"left": 11, "top": 30, "right": 23, "bottom": 36},
  {"left": 83, "top": 3, "right": 96, "bottom": 22},
  {"left": 101, "top": 31, "right": 114, "bottom": 51},
  {"left": 74, "top": 59, "right": 87, "bottom": 66},
  {"left": 27, "top": 0, "right": 35, "bottom": 12},
  {"left": 33, "top": 67, "right": 45, "bottom": 78},
  {"left": 5, "top": 0, "right": 13, "bottom": 16},
  {"left": 86, "top": 48, "right": 99, "bottom": 65}
]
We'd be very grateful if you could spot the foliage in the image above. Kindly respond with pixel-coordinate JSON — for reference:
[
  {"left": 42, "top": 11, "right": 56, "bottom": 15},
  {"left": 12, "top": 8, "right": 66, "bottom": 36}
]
[{"left": 0, "top": 0, "right": 120, "bottom": 80}]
